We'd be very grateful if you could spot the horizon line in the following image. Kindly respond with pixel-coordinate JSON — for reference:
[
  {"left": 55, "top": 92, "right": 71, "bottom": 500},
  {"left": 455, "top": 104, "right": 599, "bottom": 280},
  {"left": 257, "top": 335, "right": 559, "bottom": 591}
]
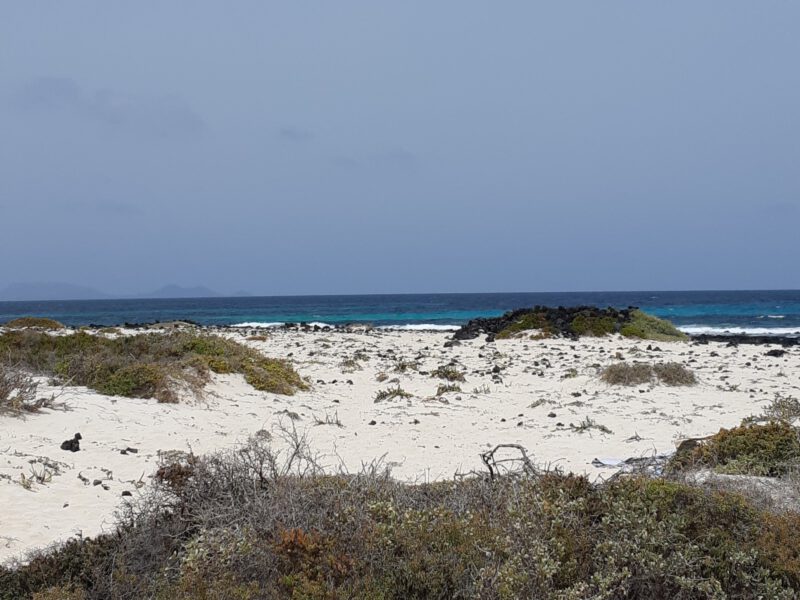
[{"left": 1, "top": 287, "right": 799, "bottom": 303}]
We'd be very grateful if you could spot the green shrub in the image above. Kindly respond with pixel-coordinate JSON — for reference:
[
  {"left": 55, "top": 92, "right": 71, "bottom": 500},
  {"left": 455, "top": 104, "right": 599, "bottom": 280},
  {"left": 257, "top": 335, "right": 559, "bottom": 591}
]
[
  {"left": 670, "top": 421, "right": 800, "bottom": 476},
  {"left": 570, "top": 313, "right": 615, "bottom": 337},
  {"left": 0, "top": 330, "right": 306, "bottom": 402},
  {"left": 620, "top": 310, "right": 687, "bottom": 342},
  {"left": 3, "top": 317, "right": 65, "bottom": 330},
  {"left": 496, "top": 312, "right": 553, "bottom": 339},
  {"left": 3, "top": 436, "right": 799, "bottom": 599},
  {"left": 429, "top": 365, "right": 465, "bottom": 382}
]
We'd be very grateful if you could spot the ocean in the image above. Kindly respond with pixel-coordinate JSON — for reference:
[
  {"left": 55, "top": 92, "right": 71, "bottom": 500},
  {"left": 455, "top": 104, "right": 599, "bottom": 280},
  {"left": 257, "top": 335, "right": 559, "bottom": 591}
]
[{"left": 1, "top": 290, "right": 799, "bottom": 336}]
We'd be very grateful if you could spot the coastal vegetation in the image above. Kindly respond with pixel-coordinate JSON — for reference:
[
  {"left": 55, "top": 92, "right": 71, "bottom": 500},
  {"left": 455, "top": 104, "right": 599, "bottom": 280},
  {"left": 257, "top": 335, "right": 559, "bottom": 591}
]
[
  {"left": 0, "top": 330, "right": 306, "bottom": 403},
  {"left": 619, "top": 309, "right": 688, "bottom": 342},
  {"left": 601, "top": 362, "right": 697, "bottom": 387},
  {"left": 374, "top": 385, "right": 412, "bottom": 402},
  {"left": 429, "top": 364, "right": 466, "bottom": 382},
  {"left": 455, "top": 306, "right": 687, "bottom": 342},
  {"left": 0, "top": 367, "right": 54, "bottom": 415},
  {"left": 435, "top": 383, "right": 461, "bottom": 396},
  {"left": 495, "top": 311, "right": 554, "bottom": 339},
  {"left": 670, "top": 421, "right": 800, "bottom": 477},
  {"left": 2, "top": 317, "right": 65, "bottom": 330},
  {"left": 4, "top": 433, "right": 800, "bottom": 599}
]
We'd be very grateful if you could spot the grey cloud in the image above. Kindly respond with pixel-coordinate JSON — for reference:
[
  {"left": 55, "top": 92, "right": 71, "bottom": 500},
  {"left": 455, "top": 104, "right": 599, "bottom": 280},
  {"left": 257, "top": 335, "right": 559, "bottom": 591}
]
[{"left": 11, "top": 77, "right": 205, "bottom": 140}]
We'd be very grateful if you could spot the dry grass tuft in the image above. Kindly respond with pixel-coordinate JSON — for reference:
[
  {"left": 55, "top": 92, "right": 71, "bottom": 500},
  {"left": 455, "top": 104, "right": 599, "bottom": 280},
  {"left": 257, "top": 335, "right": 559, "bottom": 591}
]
[
  {"left": 653, "top": 362, "right": 697, "bottom": 386},
  {"left": 0, "top": 367, "right": 54, "bottom": 415},
  {"left": 374, "top": 385, "right": 412, "bottom": 403},
  {"left": 430, "top": 365, "right": 466, "bottom": 382},
  {"left": 601, "top": 362, "right": 654, "bottom": 386},
  {"left": 602, "top": 361, "right": 696, "bottom": 387}
]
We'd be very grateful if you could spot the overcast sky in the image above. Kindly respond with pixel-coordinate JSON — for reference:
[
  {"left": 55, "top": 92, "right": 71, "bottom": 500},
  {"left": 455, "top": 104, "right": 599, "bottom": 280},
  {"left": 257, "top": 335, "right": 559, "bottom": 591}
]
[{"left": 1, "top": 2, "right": 798, "bottom": 296}]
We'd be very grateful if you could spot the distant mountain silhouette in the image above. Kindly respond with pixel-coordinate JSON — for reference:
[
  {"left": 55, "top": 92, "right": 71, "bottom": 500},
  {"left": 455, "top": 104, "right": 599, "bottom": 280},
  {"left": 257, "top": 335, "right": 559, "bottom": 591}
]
[
  {"left": 0, "top": 282, "right": 111, "bottom": 301},
  {"left": 0, "top": 282, "right": 222, "bottom": 301},
  {"left": 136, "top": 285, "right": 221, "bottom": 299}
]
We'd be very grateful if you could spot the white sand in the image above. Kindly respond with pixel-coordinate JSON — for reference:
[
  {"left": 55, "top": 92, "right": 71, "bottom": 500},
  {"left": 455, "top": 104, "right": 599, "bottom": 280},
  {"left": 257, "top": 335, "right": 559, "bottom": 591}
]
[{"left": 1, "top": 327, "right": 798, "bottom": 564}]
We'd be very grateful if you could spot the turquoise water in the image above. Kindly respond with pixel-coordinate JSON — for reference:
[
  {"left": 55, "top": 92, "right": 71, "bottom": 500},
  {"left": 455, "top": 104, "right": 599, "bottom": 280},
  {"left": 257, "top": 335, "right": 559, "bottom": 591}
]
[{"left": 1, "top": 290, "right": 799, "bottom": 335}]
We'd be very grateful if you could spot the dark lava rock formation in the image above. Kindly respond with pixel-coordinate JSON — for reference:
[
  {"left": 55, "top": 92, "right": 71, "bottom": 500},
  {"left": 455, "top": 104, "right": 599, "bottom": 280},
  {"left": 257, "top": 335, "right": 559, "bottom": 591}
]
[{"left": 453, "top": 306, "right": 635, "bottom": 342}]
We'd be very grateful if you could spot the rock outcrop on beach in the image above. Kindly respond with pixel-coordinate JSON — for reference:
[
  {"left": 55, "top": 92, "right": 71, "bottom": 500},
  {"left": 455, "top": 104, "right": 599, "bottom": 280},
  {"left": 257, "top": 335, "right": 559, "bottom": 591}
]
[{"left": 453, "top": 306, "right": 640, "bottom": 342}]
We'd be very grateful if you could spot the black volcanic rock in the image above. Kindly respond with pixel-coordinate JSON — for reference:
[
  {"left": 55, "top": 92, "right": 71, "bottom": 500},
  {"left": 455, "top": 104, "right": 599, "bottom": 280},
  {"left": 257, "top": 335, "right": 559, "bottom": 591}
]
[{"left": 766, "top": 349, "right": 788, "bottom": 357}]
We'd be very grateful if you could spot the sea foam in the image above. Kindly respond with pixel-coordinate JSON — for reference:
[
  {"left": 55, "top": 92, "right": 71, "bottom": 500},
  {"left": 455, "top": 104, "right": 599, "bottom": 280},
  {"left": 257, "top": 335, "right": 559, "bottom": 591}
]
[
  {"left": 378, "top": 324, "right": 461, "bottom": 331},
  {"left": 679, "top": 325, "right": 800, "bottom": 336}
]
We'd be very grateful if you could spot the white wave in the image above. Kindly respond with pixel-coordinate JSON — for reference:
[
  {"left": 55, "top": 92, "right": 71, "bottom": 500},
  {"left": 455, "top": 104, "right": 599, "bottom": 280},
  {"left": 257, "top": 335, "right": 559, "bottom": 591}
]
[
  {"left": 231, "top": 321, "right": 338, "bottom": 328},
  {"left": 767, "top": 315, "right": 786, "bottom": 319},
  {"left": 378, "top": 324, "right": 461, "bottom": 331},
  {"left": 679, "top": 325, "right": 800, "bottom": 336}
]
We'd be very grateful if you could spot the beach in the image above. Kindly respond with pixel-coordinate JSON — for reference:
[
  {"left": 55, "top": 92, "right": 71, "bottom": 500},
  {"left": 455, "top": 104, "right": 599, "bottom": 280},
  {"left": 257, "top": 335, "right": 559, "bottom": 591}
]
[{"left": 1, "top": 324, "right": 797, "bottom": 564}]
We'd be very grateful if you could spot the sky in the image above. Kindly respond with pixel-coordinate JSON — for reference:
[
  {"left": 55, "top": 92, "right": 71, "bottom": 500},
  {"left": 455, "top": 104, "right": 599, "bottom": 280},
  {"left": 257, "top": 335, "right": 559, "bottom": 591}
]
[{"left": 1, "top": 2, "right": 799, "bottom": 296}]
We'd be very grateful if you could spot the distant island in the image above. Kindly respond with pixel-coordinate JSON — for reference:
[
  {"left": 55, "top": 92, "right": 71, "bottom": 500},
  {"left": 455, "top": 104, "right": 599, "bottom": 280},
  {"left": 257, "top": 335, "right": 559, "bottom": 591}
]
[{"left": 0, "top": 282, "right": 235, "bottom": 301}]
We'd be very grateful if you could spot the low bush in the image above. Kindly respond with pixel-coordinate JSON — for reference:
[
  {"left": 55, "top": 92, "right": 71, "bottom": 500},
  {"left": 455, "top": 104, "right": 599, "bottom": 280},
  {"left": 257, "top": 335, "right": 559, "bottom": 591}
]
[
  {"left": 429, "top": 365, "right": 465, "bottom": 382},
  {"left": 620, "top": 309, "right": 688, "bottom": 342},
  {"left": 0, "top": 330, "right": 306, "bottom": 402},
  {"left": 601, "top": 362, "right": 654, "bottom": 386},
  {"left": 496, "top": 311, "right": 553, "bottom": 339},
  {"left": 460, "top": 306, "right": 684, "bottom": 342},
  {"left": 0, "top": 367, "right": 52, "bottom": 415},
  {"left": 3, "top": 317, "right": 65, "bottom": 330},
  {"left": 653, "top": 362, "right": 697, "bottom": 386},
  {"left": 570, "top": 313, "right": 616, "bottom": 337},
  {"left": 670, "top": 421, "right": 800, "bottom": 477},
  {"left": 3, "top": 437, "right": 799, "bottom": 599},
  {"left": 602, "top": 361, "right": 696, "bottom": 387},
  {"left": 757, "top": 394, "right": 800, "bottom": 424}
]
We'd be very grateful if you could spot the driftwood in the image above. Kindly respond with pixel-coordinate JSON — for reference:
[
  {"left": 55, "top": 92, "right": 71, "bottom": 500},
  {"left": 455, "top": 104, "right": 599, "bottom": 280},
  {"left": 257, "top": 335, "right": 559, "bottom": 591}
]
[{"left": 480, "top": 444, "right": 540, "bottom": 480}]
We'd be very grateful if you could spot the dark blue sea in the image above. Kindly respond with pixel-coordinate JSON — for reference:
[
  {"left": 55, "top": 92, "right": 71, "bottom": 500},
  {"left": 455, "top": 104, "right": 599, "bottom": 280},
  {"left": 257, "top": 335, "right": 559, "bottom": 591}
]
[{"left": 1, "top": 290, "right": 800, "bottom": 336}]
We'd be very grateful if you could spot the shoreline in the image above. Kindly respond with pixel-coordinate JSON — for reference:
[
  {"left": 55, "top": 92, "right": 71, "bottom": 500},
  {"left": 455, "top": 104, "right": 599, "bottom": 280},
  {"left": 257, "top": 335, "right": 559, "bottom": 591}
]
[{"left": 12, "top": 317, "right": 800, "bottom": 344}]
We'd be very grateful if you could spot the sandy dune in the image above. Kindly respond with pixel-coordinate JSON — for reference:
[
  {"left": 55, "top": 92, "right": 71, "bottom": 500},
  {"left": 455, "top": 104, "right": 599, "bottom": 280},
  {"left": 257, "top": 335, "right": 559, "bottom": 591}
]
[{"left": 1, "top": 327, "right": 798, "bottom": 563}]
